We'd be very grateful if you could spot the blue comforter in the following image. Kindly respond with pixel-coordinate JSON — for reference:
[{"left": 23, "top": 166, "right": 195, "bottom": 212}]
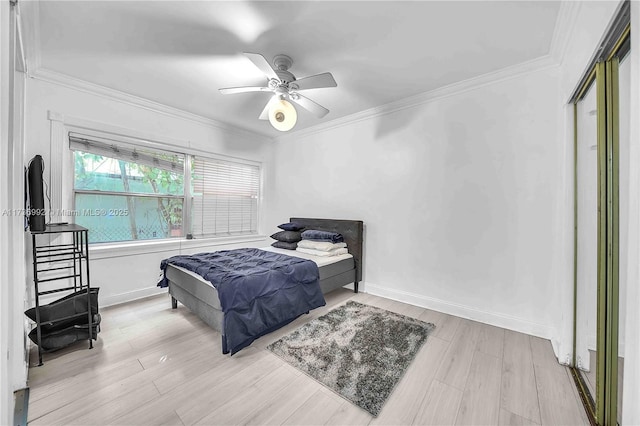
[{"left": 159, "top": 248, "right": 325, "bottom": 354}]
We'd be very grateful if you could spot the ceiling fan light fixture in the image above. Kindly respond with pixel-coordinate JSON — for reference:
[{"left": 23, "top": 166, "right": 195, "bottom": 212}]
[
  {"left": 219, "top": 53, "right": 336, "bottom": 130},
  {"left": 269, "top": 99, "right": 297, "bottom": 131}
]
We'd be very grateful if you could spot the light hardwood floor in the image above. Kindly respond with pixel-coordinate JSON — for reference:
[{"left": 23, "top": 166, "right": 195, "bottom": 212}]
[{"left": 27, "top": 290, "right": 589, "bottom": 425}]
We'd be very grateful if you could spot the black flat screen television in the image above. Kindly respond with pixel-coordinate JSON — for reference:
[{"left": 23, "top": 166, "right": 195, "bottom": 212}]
[{"left": 27, "top": 155, "right": 46, "bottom": 232}]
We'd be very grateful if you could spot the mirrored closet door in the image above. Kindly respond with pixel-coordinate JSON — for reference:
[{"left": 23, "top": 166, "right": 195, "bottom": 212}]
[{"left": 570, "top": 4, "right": 629, "bottom": 424}]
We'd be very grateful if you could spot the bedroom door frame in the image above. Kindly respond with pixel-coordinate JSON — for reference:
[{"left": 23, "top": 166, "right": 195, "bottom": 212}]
[{"left": 570, "top": 7, "right": 629, "bottom": 424}]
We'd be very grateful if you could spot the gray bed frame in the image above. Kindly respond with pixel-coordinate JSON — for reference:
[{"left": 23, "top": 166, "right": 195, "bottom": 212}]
[{"left": 165, "top": 218, "right": 364, "bottom": 348}]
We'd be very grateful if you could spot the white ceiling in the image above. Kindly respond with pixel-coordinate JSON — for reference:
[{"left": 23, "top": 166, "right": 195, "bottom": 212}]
[{"left": 27, "top": 1, "right": 562, "bottom": 137}]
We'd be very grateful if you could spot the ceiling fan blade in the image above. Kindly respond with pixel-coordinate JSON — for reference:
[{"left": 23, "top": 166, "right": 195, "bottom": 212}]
[
  {"left": 292, "top": 72, "right": 337, "bottom": 91},
  {"left": 243, "top": 52, "right": 279, "bottom": 81},
  {"left": 219, "top": 86, "right": 270, "bottom": 95},
  {"left": 258, "top": 96, "right": 278, "bottom": 120},
  {"left": 290, "top": 94, "right": 329, "bottom": 118}
]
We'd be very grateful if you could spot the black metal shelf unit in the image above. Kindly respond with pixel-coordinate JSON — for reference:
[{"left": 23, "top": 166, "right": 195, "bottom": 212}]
[{"left": 30, "top": 224, "right": 94, "bottom": 366}]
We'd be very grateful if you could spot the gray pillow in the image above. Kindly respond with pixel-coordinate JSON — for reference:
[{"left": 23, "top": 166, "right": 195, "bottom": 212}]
[
  {"left": 271, "top": 241, "right": 298, "bottom": 250},
  {"left": 277, "top": 222, "right": 306, "bottom": 232},
  {"left": 270, "top": 230, "right": 302, "bottom": 243}
]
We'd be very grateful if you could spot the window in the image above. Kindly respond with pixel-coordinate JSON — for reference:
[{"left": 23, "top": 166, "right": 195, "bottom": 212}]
[{"left": 70, "top": 133, "right": 260, "bottom": 244}]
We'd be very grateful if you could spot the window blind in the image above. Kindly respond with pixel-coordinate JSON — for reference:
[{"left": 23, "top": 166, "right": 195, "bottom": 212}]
[
  {"left": 69, "top": 132, "right": 184, "bottom": 173},
  {"left": 191, "top": 156, "right": 259, "bottom": 237}
]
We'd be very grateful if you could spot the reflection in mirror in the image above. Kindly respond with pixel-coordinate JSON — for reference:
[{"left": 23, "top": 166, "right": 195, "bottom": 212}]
[
  {"left": 575, "top": 79, "right": 597, "bottom": 407},
  {"left": 617, "top": 50, "right": 629, "bottom": 425}
]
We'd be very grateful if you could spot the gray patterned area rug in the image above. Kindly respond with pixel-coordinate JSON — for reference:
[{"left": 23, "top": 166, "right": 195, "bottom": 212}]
[{"left": 267, "top": 300, "right": 435, "bottom": 417}]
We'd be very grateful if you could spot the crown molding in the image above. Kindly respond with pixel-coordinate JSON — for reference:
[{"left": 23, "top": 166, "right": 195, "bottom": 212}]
[
  {"left": 30, "top": 58, "right": 557, "bottom": 145},
  {"left": 24, "top": 1, "right": 580, "bottom": 145},
  {"left": 277, "top": 2, "right": 582, "bottom": 143},
  {"left": 548, "top": 1, "right": 582, "bottom": 65},
  {"left": 29, "top": 67, "right": 271, "bottom": 141},
  {"left": 277, "top": 53, "right": 559, "bottom": 142}
]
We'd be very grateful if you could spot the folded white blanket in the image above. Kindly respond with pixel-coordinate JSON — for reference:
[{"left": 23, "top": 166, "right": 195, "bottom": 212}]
[
  {"left": 297, "top": 240, "right": 347, "bottom": 252},
  {"left": 296, "top": 247, "right": 349, "bottom": 257}
]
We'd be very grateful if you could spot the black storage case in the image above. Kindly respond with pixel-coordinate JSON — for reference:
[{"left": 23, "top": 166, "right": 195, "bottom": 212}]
[
  {"left": 25, "top": 288, "right": 101, "bottom": 351},
  {"left": 28, "top": 321, "right": 101, "bottom": 351}
]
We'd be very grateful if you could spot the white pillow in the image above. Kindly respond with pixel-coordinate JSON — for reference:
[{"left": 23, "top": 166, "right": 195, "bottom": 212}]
[
  {"left": 296, "top": 247, "right": 348, "bottom": 257},
  {"left": 297, "top": 240, "right": 347, "bottom": 252}
]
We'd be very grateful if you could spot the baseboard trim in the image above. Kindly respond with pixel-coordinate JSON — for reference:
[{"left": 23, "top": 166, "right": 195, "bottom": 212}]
[
  {"left": 101, "top": 287, "right": 166, "bottom": 308},
  {"left": 364, "top": 283, "right": 554, "bottom": 340},
  {"left": 13, "top": 388, "right": 29, "bottom": 426},
  {"left": 101, "top": 283, "right": 554, "bottom": 341}
]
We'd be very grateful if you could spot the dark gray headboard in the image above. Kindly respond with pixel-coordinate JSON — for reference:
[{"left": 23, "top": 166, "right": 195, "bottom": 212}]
[{"left": 290, "top": 218, "right": 364, "bottom": 283}]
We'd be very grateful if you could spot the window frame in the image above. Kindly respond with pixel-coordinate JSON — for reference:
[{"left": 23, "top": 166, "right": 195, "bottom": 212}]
[{"left": 68, "top": 130, "right": 262, "bottom": 245}]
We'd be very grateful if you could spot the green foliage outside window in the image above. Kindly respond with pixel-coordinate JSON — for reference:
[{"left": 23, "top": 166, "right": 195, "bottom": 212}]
[{"left": 73, "top": 151, "right": 184, "bottom": 243}]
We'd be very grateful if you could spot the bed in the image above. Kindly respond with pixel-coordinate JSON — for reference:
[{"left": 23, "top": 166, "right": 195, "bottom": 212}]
[{"left": 162, "top": 218, "right": 363, "bottom": 353}]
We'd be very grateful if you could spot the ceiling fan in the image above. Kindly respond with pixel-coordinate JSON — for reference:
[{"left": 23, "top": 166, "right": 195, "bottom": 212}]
[{"left": 219, "top": 53, "right": 337, "bottom": 131}]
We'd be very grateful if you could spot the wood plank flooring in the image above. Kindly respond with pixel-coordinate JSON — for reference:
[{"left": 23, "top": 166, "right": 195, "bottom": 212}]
[{"left": 27, "top": 290, "right": 587, "bottom": 425}]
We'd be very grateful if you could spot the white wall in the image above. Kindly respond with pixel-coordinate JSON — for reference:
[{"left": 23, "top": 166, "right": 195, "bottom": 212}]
[
  {"left": 24, "top": 78, "right": 273, "bottom": 165},
  {"left": 23, "top": 77, "right": 273, "bottom": 307},
  {"left": 269, "top": 66, "right": 564, "bottom": 342}
]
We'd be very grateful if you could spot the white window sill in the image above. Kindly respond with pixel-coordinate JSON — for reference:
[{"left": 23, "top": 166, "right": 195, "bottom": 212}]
[{"left": 89, "top": 234, "right": 269, "bottom": 260}]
